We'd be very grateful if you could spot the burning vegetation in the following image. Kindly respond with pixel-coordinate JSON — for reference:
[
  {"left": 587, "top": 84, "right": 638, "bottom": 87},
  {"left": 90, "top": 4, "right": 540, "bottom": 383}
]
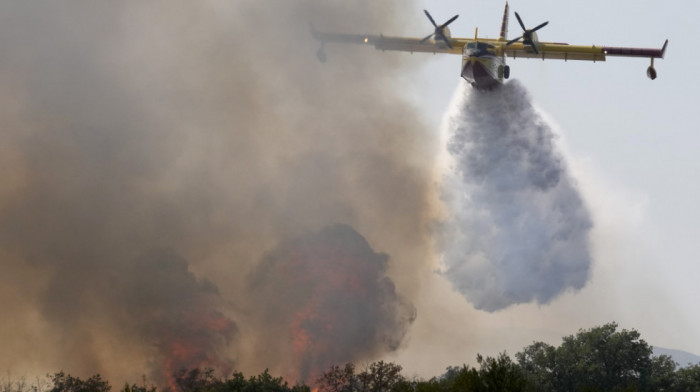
[{"left": 249, "top": 225, "right": 416, "bottom": 384}]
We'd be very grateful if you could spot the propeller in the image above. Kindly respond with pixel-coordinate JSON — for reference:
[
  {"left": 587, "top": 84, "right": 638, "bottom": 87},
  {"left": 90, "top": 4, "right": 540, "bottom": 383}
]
[
  {"left": 506, "top": 12, "right": 548, "bottom": 54},
  {"left": 420, "top": 10, "right": 459, "bottom": 49}
]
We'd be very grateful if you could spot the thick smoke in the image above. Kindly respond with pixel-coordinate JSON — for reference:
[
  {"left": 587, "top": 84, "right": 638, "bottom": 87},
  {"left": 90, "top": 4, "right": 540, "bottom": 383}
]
[
  {"left": 440, "top": 81, "right": 593, "bottom": 312},
  {"left": 0, "top": 0, "right": 433, "bottom": 385},
  {"left": 249, "top": 224, "right": 416, "bottom": 384},
  {"left": 121, "top": 251, "right": 238, "bottom": 387}
]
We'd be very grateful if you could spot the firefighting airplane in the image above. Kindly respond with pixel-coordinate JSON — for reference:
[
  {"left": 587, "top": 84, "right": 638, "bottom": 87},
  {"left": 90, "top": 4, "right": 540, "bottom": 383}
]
[{"left": 311, "top": 3, "right": 668, "bottom": 90}]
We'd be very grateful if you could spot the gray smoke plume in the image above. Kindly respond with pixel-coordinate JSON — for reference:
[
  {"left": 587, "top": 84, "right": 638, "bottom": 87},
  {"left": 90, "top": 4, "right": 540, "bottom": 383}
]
[
  {"left": 440, "top": 80, "right": 593, "bottom": 312},
  {"left": 249, "top": 224, "right": 416, "bottom": 384},
  {"left": 119, "top": 251, "right": 238, "bottom": 387},
  {"left": 0, "top": 0, "right": 433, "bottom": 385}
]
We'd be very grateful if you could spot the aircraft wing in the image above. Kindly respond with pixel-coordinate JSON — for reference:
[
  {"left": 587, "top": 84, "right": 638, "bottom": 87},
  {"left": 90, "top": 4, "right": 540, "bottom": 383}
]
[
  {"left": 505, "top": 40, "right": 668, "bottom": 62},
  {"left": 312, "top": 29, "right": 467, "bottom": 55}
]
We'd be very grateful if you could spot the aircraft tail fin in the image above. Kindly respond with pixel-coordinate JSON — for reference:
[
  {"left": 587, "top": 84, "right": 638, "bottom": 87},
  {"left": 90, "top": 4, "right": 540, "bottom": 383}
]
[{"left": 499, "top": 2, "right": 509, "bottom": 41}]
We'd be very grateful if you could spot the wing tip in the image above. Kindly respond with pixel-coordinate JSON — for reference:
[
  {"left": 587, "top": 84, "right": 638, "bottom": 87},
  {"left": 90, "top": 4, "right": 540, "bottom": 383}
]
[{"left": 660, "top": 39, "right": 669, "bottom": 58}]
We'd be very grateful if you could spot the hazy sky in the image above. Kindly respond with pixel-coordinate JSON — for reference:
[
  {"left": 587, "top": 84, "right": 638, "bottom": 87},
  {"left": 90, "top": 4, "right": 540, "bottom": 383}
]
[{"left": 378, "top": 0, "right": 698, "bottom": 375}]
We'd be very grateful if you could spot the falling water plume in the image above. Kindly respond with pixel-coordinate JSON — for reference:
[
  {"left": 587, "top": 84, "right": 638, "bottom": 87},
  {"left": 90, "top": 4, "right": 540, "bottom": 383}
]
[{"left": 440, "top": 80, "right": 593, "bottom": 312}]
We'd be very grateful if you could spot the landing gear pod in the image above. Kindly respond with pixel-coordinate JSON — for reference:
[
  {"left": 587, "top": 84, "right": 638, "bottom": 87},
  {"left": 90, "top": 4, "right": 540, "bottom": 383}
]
[
  {"left": 646, "top": 57, "right": 657, "bottom": 80},
  {"left": 647, "top": 66, "right": 657, "bottom": 80}
]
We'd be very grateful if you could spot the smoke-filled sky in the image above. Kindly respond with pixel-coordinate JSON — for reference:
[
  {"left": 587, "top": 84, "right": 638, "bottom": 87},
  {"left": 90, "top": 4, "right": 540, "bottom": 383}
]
[
  {"left": 0, "top": 0, "right": 697, "bottom": 386},
  {"left": 0, "top": 0, "right": 436, "bottom": 385}
]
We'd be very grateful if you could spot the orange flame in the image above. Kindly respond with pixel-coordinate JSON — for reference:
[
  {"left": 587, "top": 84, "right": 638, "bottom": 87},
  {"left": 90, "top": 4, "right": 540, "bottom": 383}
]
[
  {"left": 158, "top": 308, "right": 236, "bottom": 390},
  {"left": 284, "top": 243, "right": 377, "bottom": 384},
  {"left": 253, "top": 225, "right": 414, "bottom": 387}
]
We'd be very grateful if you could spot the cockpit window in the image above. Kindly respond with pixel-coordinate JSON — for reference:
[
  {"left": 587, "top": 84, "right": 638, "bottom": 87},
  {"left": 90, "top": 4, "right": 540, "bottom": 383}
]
[{"left": 465, "top": 42, "right": 495, "bottom": 57}]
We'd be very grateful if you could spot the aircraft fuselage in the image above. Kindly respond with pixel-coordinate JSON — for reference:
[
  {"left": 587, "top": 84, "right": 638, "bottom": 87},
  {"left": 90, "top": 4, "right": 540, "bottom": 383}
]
[{"left": 461, "top": 41, "right": 506, "bottom": 90}]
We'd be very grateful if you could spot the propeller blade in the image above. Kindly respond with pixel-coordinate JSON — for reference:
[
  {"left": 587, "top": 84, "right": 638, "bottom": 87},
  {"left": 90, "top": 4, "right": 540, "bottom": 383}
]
[
  {"left": 436, "top": 33, "right": 453, "bottom": 49},
  {"left": 443, "top": 37, "right": 454, "bottom": 49},
  {"left": 440, "top": 14, "right": 459, "bottom": 29},
  {"left": 422, "top": 10, "right": 458, "bottom": 49},
  {"left": 530, "top": 43, "right": 539, "bottom": 55},
  {"left": 420, "top": 33, "right": 435, "bottom": 44},
  {"left": 506, "top": 37, "right": 522, "bottom": 46},
  {"left": 531, "top": 21, "right": 549, "bottom": 32},
  {"left": 424, "top": 10, "right": 438, "bottom": 28},
  {"left": 514, "top": 12, "right": 527, "bottom": 31}
]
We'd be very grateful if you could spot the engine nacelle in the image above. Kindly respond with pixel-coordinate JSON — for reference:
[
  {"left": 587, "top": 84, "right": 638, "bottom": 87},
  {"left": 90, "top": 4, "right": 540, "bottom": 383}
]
[
  {"left": 443, "top": 26, "right": 452, "bottom": 39},
  {"left": 647, "top": 65, "right": 657, "bottom": 80}
]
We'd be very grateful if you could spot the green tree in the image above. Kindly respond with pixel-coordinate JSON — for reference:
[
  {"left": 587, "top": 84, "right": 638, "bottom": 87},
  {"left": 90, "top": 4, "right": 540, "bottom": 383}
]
[
  {"left": 221, "top": 373, "right": 247, "bottom": 392},
  {"left": 649, "top": 355, "right": 677, "bottom": 391},
  {"left": 121, "top": 382, "right": 157, "bottom": 392},
  {"left": 672, "top": 364, "right": 700, "bottom": 392},
  {"left": 435, "top": 365, "right": 482, "bottom": 392},
  {"left": 357, "top": 361, "right": 404, "bottom": 392},
  {"left": 250, "top": 369, "right": 305, "bottom": 392},
  {"left": 476, "top": 353, "right": 532, "bottom": 392},
  {"left": 49, "top": 372, "right": 111, "bottom": 392},
  {"left": 553, "top": 322, "right": 653, "bottom": 392},
  {"left": 174, "top": 368, "right": 222, "bottom": 392},
  {"left": 316, "top": 364, "right": 356, "bottom": 392},
  {"left": 317, "top": 361, "right": 404, "bottom": 392},
  {"left": 168, "top": 368, "right": 308, "bottom": 392},
  {"left": 515, "top": 342, "right": 556, "bottom": 392}
]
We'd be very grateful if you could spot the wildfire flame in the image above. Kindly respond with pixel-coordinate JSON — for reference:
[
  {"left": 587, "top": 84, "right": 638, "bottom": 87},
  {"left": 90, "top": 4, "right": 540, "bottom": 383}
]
[
  {"left": 159, "top": 309, "right": 237, "bottom": 390},
  {"left": 251, "top": 224, "right": 416, "bottom": 386},
  {"left": 124, "top": 251, "right": 239, "bottom": 390}
]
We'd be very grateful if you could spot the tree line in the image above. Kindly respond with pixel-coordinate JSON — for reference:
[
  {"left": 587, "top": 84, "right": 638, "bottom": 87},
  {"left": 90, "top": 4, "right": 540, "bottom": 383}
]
[{"left": 4, "top": 323, "right": 700, "bottom": 392}]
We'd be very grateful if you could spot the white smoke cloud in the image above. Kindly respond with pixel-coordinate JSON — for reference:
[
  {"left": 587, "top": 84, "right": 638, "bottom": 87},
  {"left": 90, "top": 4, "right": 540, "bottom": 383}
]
[{"left": 440, "top": 80, "right": 593, "bottom": 312}]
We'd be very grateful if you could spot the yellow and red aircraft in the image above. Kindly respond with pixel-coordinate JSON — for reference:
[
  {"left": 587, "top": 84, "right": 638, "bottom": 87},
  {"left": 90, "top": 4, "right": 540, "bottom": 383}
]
[{"left": 312, "top": 3, "right": 668, "bottom": 90}]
